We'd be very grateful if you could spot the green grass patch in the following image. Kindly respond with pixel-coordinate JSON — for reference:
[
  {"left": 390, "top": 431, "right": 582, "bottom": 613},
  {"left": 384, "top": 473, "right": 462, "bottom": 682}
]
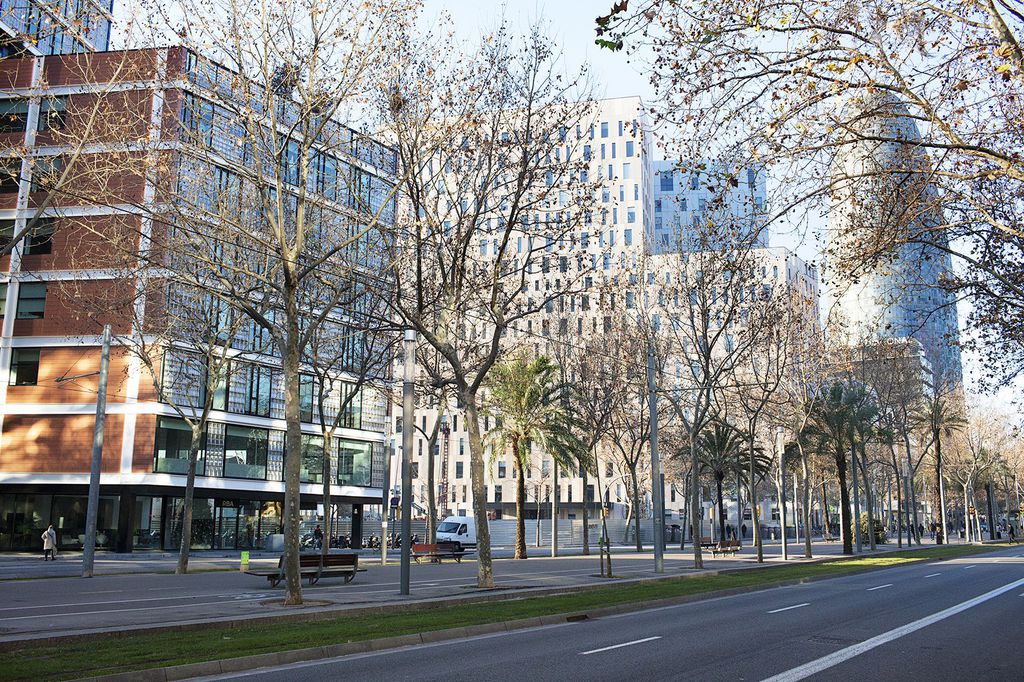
[{"left": 0, "top": 543, "right": 1004, "bottom": 681}]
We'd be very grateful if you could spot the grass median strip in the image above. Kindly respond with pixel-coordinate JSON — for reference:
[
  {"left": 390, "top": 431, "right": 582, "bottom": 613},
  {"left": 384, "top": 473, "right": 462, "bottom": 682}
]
[{"left": 0, "top": 544, "right": 1002, "bottom": 681}]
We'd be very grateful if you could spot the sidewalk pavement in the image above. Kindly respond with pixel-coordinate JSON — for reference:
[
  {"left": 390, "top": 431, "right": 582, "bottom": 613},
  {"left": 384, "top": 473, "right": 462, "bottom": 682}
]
[{"left": 0, "top": 537, "right": 953, "bottom": 646}]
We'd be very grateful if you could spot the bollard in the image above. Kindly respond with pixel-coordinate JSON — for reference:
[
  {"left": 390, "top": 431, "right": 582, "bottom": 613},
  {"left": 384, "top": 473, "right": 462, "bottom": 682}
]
[{"left": 240, "top": 550, "right": 249, "bottom": 571}]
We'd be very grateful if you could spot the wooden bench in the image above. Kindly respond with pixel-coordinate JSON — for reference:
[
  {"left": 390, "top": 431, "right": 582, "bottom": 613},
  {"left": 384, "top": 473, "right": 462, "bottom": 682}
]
[
  {"left": 823, "top": 534, "right": 837, "bottom": 543},
  {"left": 711, "top": 539, "right": 741, "bottom": 557},
  {"left": 245, "top": 553, "right": 364, "bottom": 587},
  {"left": 699, "top": 536, "right": 716, "bottom": 549},
  {"left": 411, "top": 541, "right": 468, "bottom": 563}
]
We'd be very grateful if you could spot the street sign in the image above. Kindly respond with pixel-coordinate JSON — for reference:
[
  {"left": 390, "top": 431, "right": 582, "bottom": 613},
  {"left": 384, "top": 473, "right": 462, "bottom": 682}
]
[{"left": 968, "top": 506, "right": 976, "bottom": 515}]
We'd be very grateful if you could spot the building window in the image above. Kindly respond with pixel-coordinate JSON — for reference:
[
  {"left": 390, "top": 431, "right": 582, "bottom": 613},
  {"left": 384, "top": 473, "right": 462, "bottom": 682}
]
[
  {"left": 298, "top": 373, "right": 316, "bottom": 422},
  {"left": 411, "top": 462, "right": 419, "bottom": 478},
  {"left": 659, "top": 173, "right": 673, "bottom": 192},
  {"left": 494, "top": 485, "right": 502, "bottom": 503},
  {"left": 38, "top": 96, "right": 67, "bottom": 133},
  {"left": 30, "top": 156, "right": 62, "bottom": 192},
  {"left": 15, "top": 282, "right": 46, "bottom": 319},
  {"left": 300, "top": 434, "right": 324, "bottom": 483},
  {"left": 600, "top": 121, "right": 608, "bottom": 138},
  {"left": 625, "top": 140, "right": 634, "bottom": 157},
  {"left": 338, "top": 440, "right": 371, "bottom": 486},
  {"left": 456, "top": 460, "right": 464, "bottom": 479},
  {"left": 690, "top": 175, "right": 699, "bottom": 190},
  {"left": 624, "top": 228, "right": 633, "bottom": 246},
  {"left": 9, "top": 348, "right": 39, "bottom": 385},
  {"left": 22, "top": 218, "right": 54, "bottom": 255},
  {"left": 154, "top": 417, "right": 205, "bottom": 475},
  {"left": 223, "top": 425, "right": 268, "bottom": 479},
  {"left": 181, "top": 92, "right": 215, "bottom": 146},
  {"left": 622, "top": 163, "right": 631, "bottom": 179},
  {"left": 0, "top": 157, "right": 21, "bottom": 193},
  {"left": 0, "top": 99, "right": 29, "bottom": 133},
  {"left": 627, "top": 208, "right": 636, "bottom": 224},
  {"left": 497, "top": 460, "right": 506, "bottom": 478}
]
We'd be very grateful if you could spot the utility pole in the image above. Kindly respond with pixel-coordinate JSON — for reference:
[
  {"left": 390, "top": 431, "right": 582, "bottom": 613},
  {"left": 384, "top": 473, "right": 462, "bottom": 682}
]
[
  {"left": 399, "top": 330, "right": 415, "bottom": 595},
  {"left": 647, "top": 343, "right": 664, "bottom": 573},
  {"left": 778, "top": 429, "right": 788, "bottom": 561},
  {"left": 82, "top": 324, "right": 111, "bottom": 578}
]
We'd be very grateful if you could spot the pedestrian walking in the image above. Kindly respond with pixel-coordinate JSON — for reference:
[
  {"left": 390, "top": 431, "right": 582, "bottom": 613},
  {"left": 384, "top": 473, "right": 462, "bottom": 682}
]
[
  {"left": 1008, "top": 524, "right": 1017, "bottom": 544},
  {"left": 41, "top": 524, "right": 56, "bottom": 561},
  {"left": 313, "top": 524, "right": 323, "bottom": 550}
]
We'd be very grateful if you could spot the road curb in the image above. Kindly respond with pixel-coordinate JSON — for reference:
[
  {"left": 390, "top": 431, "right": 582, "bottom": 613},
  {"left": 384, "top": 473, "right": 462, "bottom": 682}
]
[{"left": 72, "top": 544, "right": 999, "bottom": 682}]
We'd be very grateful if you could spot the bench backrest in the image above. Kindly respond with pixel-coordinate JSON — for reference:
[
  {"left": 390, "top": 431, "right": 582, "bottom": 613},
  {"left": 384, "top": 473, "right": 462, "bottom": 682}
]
[
  {"left": 299, "top": 554, "right": 322, "bottom": 568},
  {"left": 322, "top": 553, "right": 358, "bottom": 567},
  {"left": 412, "top": 543, "right": 438, "bottom": 554}
]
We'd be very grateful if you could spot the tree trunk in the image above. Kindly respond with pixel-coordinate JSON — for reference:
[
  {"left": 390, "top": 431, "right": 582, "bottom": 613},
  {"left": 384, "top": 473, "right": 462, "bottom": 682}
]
[
  {"left": 630, "top": 465, "right": 642, "bottom": 552},
  {"left": 903, "top": 432, "right": 920, "bottom": 545},
  {"left": 281, "top": 294, "right": 304, "bottom": 605},
  {"left": 836, "top": 453, "right": 853, "bottom": 555},
  {"left": 895, "top": 468, "right": 903, "bottom": 548},
  {"left": 427, "top": 432, "right": 437, "bottom": 544},
  {"left": 934, "top": 430, "right": 946, "bottom": 545},
  {"left": 175, "top": 433, "right": 203, "bottom": 574},
  {"left": 800, "top": 444, "right": 812, "bottom": 558},
  {"left": 821, "top": 480, "right": 831, "bottom": 538},
  {"left": 464, "top": 393, "right": 493, "bottom": 588},
  {"left": 582, "top": 465, "right": 590, "bottom": 555},
  {"left": 514, "top": 448, "right": 527, "bottom": 559},
  {"left": 735, "top": 452, "right": 743, "bottom": 547},
  {"left": 321, "top": 427, "right": 334, "bottom": 559},
  {"left": 749, "top": 438, "right": 763, "bottom": 563},
  {"left": 691, "top": 436, "right": 704, "bottom": 568},
  {"left": 860, "top": 445, "right": 876, "bottom": 551}
]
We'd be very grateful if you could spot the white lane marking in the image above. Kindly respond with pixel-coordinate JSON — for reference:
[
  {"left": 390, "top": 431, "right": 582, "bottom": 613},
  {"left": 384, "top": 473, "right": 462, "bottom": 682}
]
[
  {"left": 760, "top": 576, "right": 1024, "bottom": 682},
  {"left": 581, "top": 636, "right": 662, "bottom": 655},
  {"left": 768, "top": 603, "right": 810, "bottom": 614},
  {"left": 866, "top": 584, "right": 893, "bottom": 591},
  {"left": 964, "top": 565, "right": 976, "bottom": 570},
  {"left": 924, "top": 573, "right": 941, "bottom": 578}
]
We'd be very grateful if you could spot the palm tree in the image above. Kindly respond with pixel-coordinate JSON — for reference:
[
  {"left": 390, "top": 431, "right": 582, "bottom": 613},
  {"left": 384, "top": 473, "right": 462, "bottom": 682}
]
[
  {"left": 910, "top": 395, "right": 966, "bottom": 544},
  {"left": 696, "top": 421, "right": 770, "bottom": 543},
  {"left": 696, "top": 421, "right": 743, "bottom": 543},
  {"left": 485, "top": 354, "right": 581, "bottom": 559},
  {"left": 807, "top": 380, "right": 871, "bottom": 555}
]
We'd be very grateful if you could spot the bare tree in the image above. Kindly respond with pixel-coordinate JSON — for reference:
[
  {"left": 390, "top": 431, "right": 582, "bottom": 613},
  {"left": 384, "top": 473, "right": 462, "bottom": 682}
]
[{"left": 384, "top": 22, "right": 598, "bottom": 587}]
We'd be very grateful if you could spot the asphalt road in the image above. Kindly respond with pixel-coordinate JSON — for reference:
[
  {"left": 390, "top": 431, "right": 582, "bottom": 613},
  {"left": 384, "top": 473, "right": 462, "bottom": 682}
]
[
  {"left": 192, "top": 546, "right": 1024, "bottom": 682},
  {"left": 0, "top": 540, "right": 954, "bottom": 643}
]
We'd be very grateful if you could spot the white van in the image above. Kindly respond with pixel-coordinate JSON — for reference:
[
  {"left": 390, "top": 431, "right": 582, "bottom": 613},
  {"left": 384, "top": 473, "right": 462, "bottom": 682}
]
[{"left": 436, "top": 516, "right": 476, "bottom": 550}]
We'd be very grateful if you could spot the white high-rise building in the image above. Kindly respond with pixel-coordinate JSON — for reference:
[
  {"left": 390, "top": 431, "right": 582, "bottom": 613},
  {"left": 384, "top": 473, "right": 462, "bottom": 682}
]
[
  {"left": 392, "top": 97, "right": 821, "bottom": 542},
  {"left": 827, "top": 94, "right": 962, "bottom": 392},
  {"left": 651, "top": 161, "right": 768, "bottom": 254}
]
